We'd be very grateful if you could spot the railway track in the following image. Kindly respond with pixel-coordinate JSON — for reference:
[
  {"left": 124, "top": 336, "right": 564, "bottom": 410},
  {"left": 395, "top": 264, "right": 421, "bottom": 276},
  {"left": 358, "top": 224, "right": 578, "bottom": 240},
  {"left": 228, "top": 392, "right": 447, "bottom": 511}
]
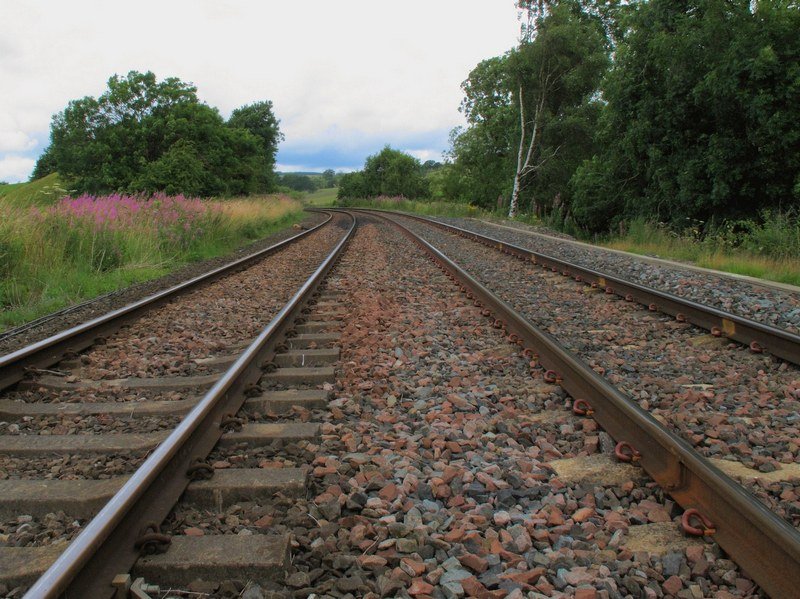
[
  {"left": 365, "top": 210, "right": 800, "bottom": 365},
  {"left": 374, "top": 211, "right": 800, "bottom": 507},
  {"left": 0, "top": 211, "right": 354, "bottom": 597},
  {"left": 0, "top": 210, "right": 798, "bottom": 598},
  {"left": 422, "top": 215, "right": 800, "bottom": 334}
]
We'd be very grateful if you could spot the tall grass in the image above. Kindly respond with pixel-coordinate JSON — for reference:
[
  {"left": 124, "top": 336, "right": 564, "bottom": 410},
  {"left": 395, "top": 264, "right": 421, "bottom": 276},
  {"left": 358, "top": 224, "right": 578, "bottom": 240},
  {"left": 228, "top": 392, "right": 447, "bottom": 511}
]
[
  {"left": 0, "top": 193, "right": 302, "bottom": 329},
  {"left": 604, "top": 212, "right": 800, "bottom": 286},
  {"left": 304, "top": 187, "right": 338, "bottom": 207}
]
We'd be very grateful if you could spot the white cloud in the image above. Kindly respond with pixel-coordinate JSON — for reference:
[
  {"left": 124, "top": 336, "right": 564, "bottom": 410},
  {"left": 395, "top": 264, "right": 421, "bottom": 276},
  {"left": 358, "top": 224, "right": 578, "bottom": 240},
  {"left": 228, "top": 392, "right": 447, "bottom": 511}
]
[
  {"left": 0, "top": 113, "right": 39, "bottom": 152},
  {"left": 0, "top": 130, "right": 37, "bottom": 153},
  {"left": 0, "top": 156, "right": 36, "bottom": 183},
  {"left": 406, "top": 149, "right": 445, "bottom": 163},
  {"left": 1, "top": 0, "right": 521, "bottom": 172}
]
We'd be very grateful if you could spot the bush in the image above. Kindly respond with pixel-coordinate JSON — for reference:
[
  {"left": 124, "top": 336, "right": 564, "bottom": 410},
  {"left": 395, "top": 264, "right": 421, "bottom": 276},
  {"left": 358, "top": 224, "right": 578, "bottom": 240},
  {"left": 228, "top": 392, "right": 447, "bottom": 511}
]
[{"left": 337, "top": 147, "right": 429, "bottom": 200}]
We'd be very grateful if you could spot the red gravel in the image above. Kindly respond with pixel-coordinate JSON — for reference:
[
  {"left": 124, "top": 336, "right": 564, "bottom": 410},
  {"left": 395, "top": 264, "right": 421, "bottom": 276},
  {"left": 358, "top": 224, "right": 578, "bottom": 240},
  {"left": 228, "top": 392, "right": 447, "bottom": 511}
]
[
  {"left": 161, "top": 217, "right": 762, "bottom": 598},
  {"left": 393, "top": 213, "right": 800, "bottom": 530}
]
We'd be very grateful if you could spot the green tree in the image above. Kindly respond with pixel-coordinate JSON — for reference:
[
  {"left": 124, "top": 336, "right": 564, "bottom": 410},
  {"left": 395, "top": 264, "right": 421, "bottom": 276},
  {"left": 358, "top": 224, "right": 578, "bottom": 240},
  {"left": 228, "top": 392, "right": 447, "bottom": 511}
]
[
  {"left": 35, "top": 71, "right": 280, "bottom": 197},
  {"left": 446, "top": 56, "right": 517, "bottom": 209},
  {"left": 362, "top": 147, "right": 429, "bottom": 198},
  {"left": 507, "top": 1, "right": 609, "bottom": 216},
  {"left": 31, "top": 146, "right": 57, "bottom": 180},
  {"left": 321, "top": 169, "right": 336, "bottom": 187},
  {"left": 134, "top": 139, "right": 209, "bottom": 196},
  {"left": 227, "top": 101, "right": 283, "bottom": 192},
  {"left": 572, "top": 0, "right": 800, "bottom": 231},
  {"left": 280, "top": 173, "right": 319, "bottom": 192},
  {"left": 337, "top": 147, "right": 430, "bottom": 199},
  {"left": 447, "top": 2, "right": 609, "bottom": 215},
  {"left": 337, "top": 171, "right": 368, "bottom": 199}
]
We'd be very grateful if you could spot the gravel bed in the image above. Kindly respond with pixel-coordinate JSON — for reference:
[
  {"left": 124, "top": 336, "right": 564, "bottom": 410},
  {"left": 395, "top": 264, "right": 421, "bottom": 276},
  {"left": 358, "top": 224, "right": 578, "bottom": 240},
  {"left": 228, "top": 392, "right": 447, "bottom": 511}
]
[
  {"left": 426, "top": 215, "right": 800, "bottom": 335},
  {"left": 3, "top": 386, "right": 191, "bottom": 405},
  {"left": 75, "top": 218, "right": 348, "bottom": 381},
  {"left": 394, "top": 215, "right": 800, "bottom": 530},
  {"left": 0, "top": 414, "right": 181, "bottom": 435},
  {"left": 158, "top": 219, "right": 760, "bottom": 598},
  {"left": 0, "top": 452, "right": 146, "bottom": 481},
  {"left": 0, "top": 512, "right": 83, "bottom": 549},
  {"left": 0, "top": 212, "right": 327, "bottom": 356}
]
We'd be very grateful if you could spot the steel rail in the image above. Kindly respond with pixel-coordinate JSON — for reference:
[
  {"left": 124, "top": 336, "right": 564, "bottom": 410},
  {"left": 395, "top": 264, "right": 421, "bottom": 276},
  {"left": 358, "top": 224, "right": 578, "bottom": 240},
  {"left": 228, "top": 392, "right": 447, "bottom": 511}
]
[
  {"left": 367, "top": 209, "right": 800, "bottom": 367},
  {"left": 23, "top": 211, "right": 356, "bottom": 599},
  {"left": 0, "top": 212, "right": 333, "bottom": 391},
  {"left": 474, "top": 218, "right": 800, "bottom": 294},
  {"left": 369, "top": 210, "right": 800, "bottom": 599}
]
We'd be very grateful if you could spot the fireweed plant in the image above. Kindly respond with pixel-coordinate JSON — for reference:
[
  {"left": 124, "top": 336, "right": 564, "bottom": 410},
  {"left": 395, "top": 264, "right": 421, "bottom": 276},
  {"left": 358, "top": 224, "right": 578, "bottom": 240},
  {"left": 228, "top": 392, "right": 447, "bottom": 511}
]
[{"left": 0, "top": 193, "right": 301, "bottom": 328}]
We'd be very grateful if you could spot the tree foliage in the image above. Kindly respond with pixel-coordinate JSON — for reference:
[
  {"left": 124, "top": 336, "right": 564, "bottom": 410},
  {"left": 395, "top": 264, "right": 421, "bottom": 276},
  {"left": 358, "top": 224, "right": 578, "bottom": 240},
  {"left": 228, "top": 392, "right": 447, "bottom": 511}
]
[
  {"left": 228, "top": 101, "right": 283, "bottom": 191},
  {"left": 34, "top": 71, "right": 282, "bottom": 197},
  {"left": 446, "top": 0, "right": 800, "bottom": 234},
  {"left": 280, "top": 173, "right": 319, "bottom": 192},
  {"left": 572, "top": 0, "right": 800, "bottom": 231},
  {"left": 507, "top": 2, "right": 610, "bottom": 216},
  {"left": 447, "top": 1, "right": 608, "bottom": 214},
  {"left": 337, "top": 147, "right": 430, "bottom": 199}
]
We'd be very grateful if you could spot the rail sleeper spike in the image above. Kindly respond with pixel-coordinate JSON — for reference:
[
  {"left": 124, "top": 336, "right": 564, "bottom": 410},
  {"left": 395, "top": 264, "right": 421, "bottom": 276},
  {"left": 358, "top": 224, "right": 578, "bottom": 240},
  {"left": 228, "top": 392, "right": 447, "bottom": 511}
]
[
  {"left": 543, "top": 369, "right": 560, "bottom": 384},
  {"left": 572, "top": 399, "right": 594, "bottom": 416},
  {"left": 614, "top": 441, "right": 641, "bottom": 463},
  {"left": 682, "top": 508, "right": 716, "bottom": 537}
]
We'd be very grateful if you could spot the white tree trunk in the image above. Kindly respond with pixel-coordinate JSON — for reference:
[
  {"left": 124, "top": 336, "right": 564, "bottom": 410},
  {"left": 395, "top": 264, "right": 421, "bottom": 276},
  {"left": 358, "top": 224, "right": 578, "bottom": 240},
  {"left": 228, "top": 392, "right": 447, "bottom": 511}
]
[
  {"left": 509, "top": 84, "right": 545, "bottom": 218},
  {"left": 509, "top": 92, "right": 524, "bottom": 217}
]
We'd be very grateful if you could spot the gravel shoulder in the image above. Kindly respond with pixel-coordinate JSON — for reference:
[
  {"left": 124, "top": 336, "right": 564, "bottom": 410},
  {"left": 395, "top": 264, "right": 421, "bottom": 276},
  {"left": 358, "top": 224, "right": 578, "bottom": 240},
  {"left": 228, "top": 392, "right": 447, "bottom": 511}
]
[
  {"left": 163, "top": 218, "right": 762, "bottom": 598},
  {"left": 425, "top": 215, "right": 800, "bottom": 335}
]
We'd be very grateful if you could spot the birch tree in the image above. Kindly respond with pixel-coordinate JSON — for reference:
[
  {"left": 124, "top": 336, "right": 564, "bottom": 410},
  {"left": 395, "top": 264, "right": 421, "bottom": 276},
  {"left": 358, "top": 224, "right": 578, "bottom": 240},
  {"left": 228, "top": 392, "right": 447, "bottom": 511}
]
[{"left": 508, "top": 1, "right": 609, "bottom": 217}]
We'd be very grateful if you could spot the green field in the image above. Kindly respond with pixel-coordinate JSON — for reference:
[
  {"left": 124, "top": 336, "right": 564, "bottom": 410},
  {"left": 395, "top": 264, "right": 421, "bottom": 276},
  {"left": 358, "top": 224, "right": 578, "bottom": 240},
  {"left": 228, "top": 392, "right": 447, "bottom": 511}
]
[
  {"left": 303, "top": 187, "right": 337, "bottom": 207},
  {"left": 0, "top": 173, "right": 70, "bottom": 207}
]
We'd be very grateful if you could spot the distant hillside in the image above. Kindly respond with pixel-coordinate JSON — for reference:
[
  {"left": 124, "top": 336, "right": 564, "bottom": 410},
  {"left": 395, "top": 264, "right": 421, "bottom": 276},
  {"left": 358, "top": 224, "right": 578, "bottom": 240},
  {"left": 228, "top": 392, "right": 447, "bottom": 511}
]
[
  {"left": 0, "top": 173, "right": 69, "bottom": 207},
  {"left": 276, "top": 171, "right": 323, "bottom": 176}
]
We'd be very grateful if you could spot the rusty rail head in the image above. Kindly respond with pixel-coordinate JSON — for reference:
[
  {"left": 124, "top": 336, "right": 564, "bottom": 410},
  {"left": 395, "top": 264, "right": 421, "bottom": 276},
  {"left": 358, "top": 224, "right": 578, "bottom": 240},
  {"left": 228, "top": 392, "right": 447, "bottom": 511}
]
[
  {"left": 369, "top": 210, "right": 800, "bottom": 599},
  {"left": 0, "top": 211, "right": 334, "bottom": 392},
  {"left": 363, "top": 208, "right": 800, "bottom": 368},
  {"left": 23, "top": 211, "right": 356, "bottom": 599}
]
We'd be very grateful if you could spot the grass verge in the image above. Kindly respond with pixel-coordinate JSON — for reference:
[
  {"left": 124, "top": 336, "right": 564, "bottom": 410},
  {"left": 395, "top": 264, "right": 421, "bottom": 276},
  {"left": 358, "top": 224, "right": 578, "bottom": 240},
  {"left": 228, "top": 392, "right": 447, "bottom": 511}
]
[
  {"left": 603, "top": 218, "right": 800, "bottom": 287},
  {"left": 336, "top": 195, "right": 487, "bottom": 218},
  {"left": 0, "top": 193, "right": 304, "bottom": 331},
  {"left": 303, "top": 187, "right": 338, "bottom": 207}
]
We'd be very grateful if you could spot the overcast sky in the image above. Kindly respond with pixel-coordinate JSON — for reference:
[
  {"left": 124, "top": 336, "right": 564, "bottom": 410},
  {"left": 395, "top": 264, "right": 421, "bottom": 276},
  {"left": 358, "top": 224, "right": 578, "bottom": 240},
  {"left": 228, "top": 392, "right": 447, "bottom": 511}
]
[{"left": 0, "top": 1, "right": 520, "bottom": 182}]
